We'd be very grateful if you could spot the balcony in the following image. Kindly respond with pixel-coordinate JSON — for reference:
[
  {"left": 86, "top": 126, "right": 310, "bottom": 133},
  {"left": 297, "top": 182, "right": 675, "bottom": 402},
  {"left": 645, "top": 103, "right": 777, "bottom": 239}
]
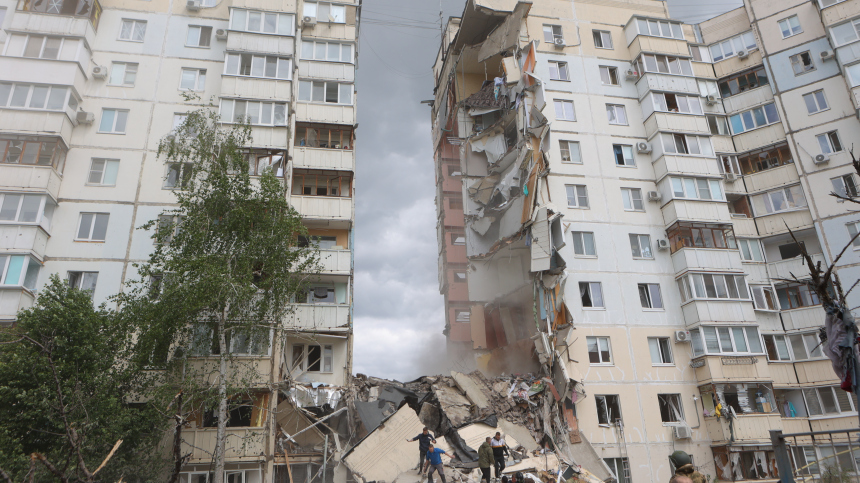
[
  {"left": 795, "top": 359, "right": 838, "bottom": 385},
  {"left": 693, "top": 354, "right": 772, "bottom": 384},
  {"left": 247, "top": 125, "right": 289, "bottom": 149},
  {"left": 220, "top": 77, "right": 292, "bottom": 103},
  {"left": 682, "top": 299, "right": 757, "bottom": 324},
  {"left": 781, "top": 305, "right": 825, "bottom": 331},
  {"left": 628, "top": 36, "right": 690, "bottom": 58},
  {"left": 0, "top": 111, "right": 75, "bottom": 146},
  {"left": 181, "top": 428, "right": 267, "bottom": 463},
  {"left": 635, "top": 73, "right": 700, "bottom": 99},
  {"left": 770, "top": 363, "right": 799, "bottom": 386},
  {"left": 292, "top": 146, "right": 354, "bottom": 171},
  {"left": 318, "top": 249, "right": 350, "bottom": 273},
  {"left": 0, "top": 57, "right": 88, "bottom": 96},
  {"left": 754, "top": 209, "right": 813, "bottom": 237},
  {"left": 705, "top": 413, "right": 783, "bottom": 444},
  {"left": 713, "top": 50, "right": 764, "bottom": 78},
  {"left": 781, "top": 417, "right": 809, "bottom": 434},
  {"left": 298, "top": 61, "right": 355, "bottom": 82},
  {"left": 810, "top": 415, "right": 860, "bottom": 432},
  {"left": 711, "top": 135, "right": 735, "bottom": 154},
  {"left": 295, "top": 102, "right": 356, "bottom": 124},
  {"left": 743, "top": 164, "right": 799, "bottom": 193},
  {"left": 644, "top": 112, "right": 710, "bottom": 138},
  {"left": 11, "top": 4, "right": 99, "bottom": 39},
  {"left": 767, "top": 253, "right": 825, "bottom": 281},
  {"left": 731, "top": 216, "right": 757, "bottom": 236},
  {"left": 226, "top": 31, "right": 295, "bottom": 56},
  {"left": 0, "top": 164, "right": 62, "bottom": 199},
  {"left": 722, "top": 86, "right": 774, "bottom": 115},
  {"left": 301, "top": 22, "right": 356, "bottom": 42},
  {"left": 0, "top": 287, "right": 35, "bottom": 322},
  {"left": 284, "top": 304, "right": 349, "bottom": 331},
  {"left": 291, "top": 196, "right": 352, "bottom": 221},
  {"left": 661, "top": 199, "right": 732, "bottom": 226},
  {"left": 0, "top": 225, "right": 49, "bottom": 258},
  {"left": 672, "top": 247, "right": 744, "bottom": 274},
  {"left": 732, "top": 123, "right": 787, "bottom": 153},
  {"left": 692, "top": 62, "right": 716, "bottom": 79},
  {"left": 653, "top": 155, "right": 723, "bottom": 179},
  {"left": 821, "top": 0, "right": 860, "bottom": 27},
  {"left": 186, "top": 357, "right": 273, "bottom": 387}
]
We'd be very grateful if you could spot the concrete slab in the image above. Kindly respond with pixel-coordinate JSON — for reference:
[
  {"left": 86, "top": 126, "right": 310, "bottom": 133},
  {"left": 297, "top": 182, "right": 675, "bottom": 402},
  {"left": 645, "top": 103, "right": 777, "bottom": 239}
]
[
  {"left": 451, "top": 372, "right": 491, "bottom": 410},
  {"left": 433, "top": 383, "right": 473, "bottom": 427}
]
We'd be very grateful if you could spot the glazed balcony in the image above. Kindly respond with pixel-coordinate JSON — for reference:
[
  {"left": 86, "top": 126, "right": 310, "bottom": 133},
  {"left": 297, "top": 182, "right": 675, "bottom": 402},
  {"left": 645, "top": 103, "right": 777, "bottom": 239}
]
[
  {"left": 661, "top": 199, "right": 732, "bottom": 226},
  {"left": 754, "top": 209, "right": 813, "bottom": 237},
  {"left": 291, "top": 196, "right": 352, "bottom": 221},
  {"left": 767, "top": 253, "right": 825, "bottom": 281},
  {"left": 0, "top": 287, "right": 34, "bottom": 323},
  {"left": 743, "top": 164, "right": 799, "bottom": 194},
  {"left": 181, "top": 428, "right": 267, "bottom": 463},
  {"left": 692, "top": 354, "right": 772, "bottom": 384},
  {"left": 781, "top": 305, "right": 825, "bottom": 331},
  {"left": 284, "top": 304, "right": 349, "bottom": 331},
  {"left": 13, "top": 0, "right": 101, "bottom": 36},
  {"left": 682, "top": 299, "right": 757, "bottom": 324},
  {"left": 672, "top": 247, "right": 744, "bottom": 274},
  {"left": 722, "top": 86, "right": 774, "bottom": 115},
  {"left": 226, "top": 31, "right": 295, "bottom": 56},
  {"left": 292, "top": 146, "right": 354, "bottom": 171},
  {"left": 713, "top": 50, "right": 763, "bottom": 78},
  {"left": 732, "top": 123, "right": 786, "bottom": 153},
  {"left": 220, "top": 77, "right": 292, "bottom": 103},
  {"left": 295, "top": 101, "right": 356, "bottom": 124},
  {"left": 705, "top": 413, "right": 783, "bottom": 444},
  {"left": 0, "top": 164, "right": 62, "bottom": 199}
]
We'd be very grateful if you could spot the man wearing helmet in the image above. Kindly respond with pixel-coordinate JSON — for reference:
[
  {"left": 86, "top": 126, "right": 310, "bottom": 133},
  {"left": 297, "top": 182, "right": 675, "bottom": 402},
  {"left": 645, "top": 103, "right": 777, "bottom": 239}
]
[{"left": 670, "top": 450, "right": 706, "bottom": 483}]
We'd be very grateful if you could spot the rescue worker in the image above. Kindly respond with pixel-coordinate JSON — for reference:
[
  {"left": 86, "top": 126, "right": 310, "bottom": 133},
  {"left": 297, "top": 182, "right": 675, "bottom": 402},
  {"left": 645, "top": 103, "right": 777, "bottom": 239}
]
[
  {"left": 477, "top": 437, "right": 495, "bottom": 483},
  {"left": 670, "top": 450, "right": 706, "bottom": 483},
  {"left": 490, "top": 432, "right": 509, "bottom": 478},
  {"left": 406, "top": 427, "right": 437, "bottom": 474}
]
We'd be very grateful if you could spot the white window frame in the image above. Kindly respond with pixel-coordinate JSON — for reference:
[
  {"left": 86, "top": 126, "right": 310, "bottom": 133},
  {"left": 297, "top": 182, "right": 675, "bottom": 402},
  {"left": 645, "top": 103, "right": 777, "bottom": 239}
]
[
  {"left": 817, "top": 130, "right": 843, "bottom": 154},
  {"left": 648, "top": 337, "right": 673, "bottom": 364},
  {"left": 580, "top": 281, "right": 605, "bottom": 308},
  {"left": 728, "top": 103, "right": 780, "bottom": 134},
  {"left": 560, "top": 140, "right": 581, "bottom": 164},
  {"left": 790, "top": 51, "right": 816, "bottom": 75},
  {"left": 779, "top": 15, "right": 803, "bottom": 38},
  {"left": 661, "top": 133, "right": 714, "bottom": 156},
  {"left": 636, "top": 18, "right": 684, "bottom": 40},
  {"left": 87, "top": 158, "right": 119, "bottom": 186},
  {"left": 298, "top": 80, "right": 352, "bottom": 104},
  {"left": 689, "top": 45, "right": 712, "bottom": 63},
  {"left": 0, "top": 83, "right": 72, "bottom": 111},
  {"left": 707, "top": 115, "right": 730, "bottom": 136},
  {"left": 179, "top": 68, "right": 207, "bottom": 91},
  {"left": 669, "top": 177, "right": 724, "bottom": 201},
  {"left": 637, "top": 54, "right": 694, "bottom": 76},
  {"left": 75, "top": 212, "right": 109, "bottom": 242},
  {"left": 696, "top": 325, "right": 764, "bottom": 355},
  {"left": 0, "top": 193, "right": 46, "bottom": 224},
  {"left": 185, "top": 25, "right": 212, "bottom": 48},
  {"left": 604, "top": 458, "right": 631, "bottom": 483},
  {"left": 0, "top": 255, "right": 39, "bottom": 290},
  {"left": 553, "top": 99, "right": 576, "bottom": 121},
  {"left": 224, "top": 53, "right": 292, "bottom": 80},
  {"left": 606, "top": 104, "right": 628, "bottom": 125},
  {"left": 219, "top": 99, "right": 288, "bottom": 126},
  {"left": 751, "top": 284, "right": 778, "bottom": 311},
  {"left": 830, "top": 18, "right": 860, "bottom": 47},
  {"left": 803, "top": 386, "right": 856, "bottom": 417},
  {"left": 570, "top": 231, "right": 596, "bottom": 257},
  {"left": 543, "top": 24, "right": 563, "bottom": 44},
  {"left": 763, "top": 334, "right": 792, "bottom": 361},
  {"left": 229, "top": 8, "right": 295, "bottom": 35},
  {"left": 593, "top": 30, "right": 613, "bottom": 49},
  {"left": 22, "top": 35, "right": 64, "bottom": 60},
  {"left": 67, "top": 271, "right": 98, "bottom": 294},
  {"left": 651, "top": 92, "right": 703, "bottom": 115},
  {"left": 629, "top": 234, "right": 652, "bottom": 259},
  {"left": 599, "top": 65, "right": 619, "bottom": 85},
  {"left": 303, "top": 2, "right": 346, "bottom": 24},
  {"left": 750, "top": 185, "right": 808, "bottom": 216},
  {"left": 613, "top": 144, "right": 635, "bottom": 166},
  {"left": 737, "top": 238, "right": 764, "bottom": 262},
  {"left": 787, "top": 332, "right": 824, "bottom": 361},
  {"left": 548, "top": 61, "right": 570, "bottom": 81},
  {"left": 565, "top": 184, "right": 589, "bottom": 208},
  {"left": 300, "top": 40, "right": 354, "bottom": 63},
  {"left": 831, "top": 173, "right": 858, "bottom": 198},
  {"left": 708, "top": 31, "right": 757, "bottom": 62},
  {"left": 621, "top": 187, "right": 644, "bottom": 211},
  {"left": 639, "top": 283, "right": 664, "bottom": 309},
  {"left": 108, "top": 62, "right": 137, "bottom": 86},
  {"left": 677, "top": 273, "right": 750, "bottom": 302},
  {"left": 293, "top": 343, "right": 334, "bottom": 372},
  {"left": 848, "top": 221, "right": 860, "bottom": 248},
  {"left": 164, "top": 162, "right": 193, "bottom": 190},
  {"left": 587, "top": 336, "right": 612, "bottom": 364},
  {"left": 98, "top": 109, "right": 129, "bottom": 134},
  {"left": 118, "top": 19, "right": 147, "bottom": 42}
]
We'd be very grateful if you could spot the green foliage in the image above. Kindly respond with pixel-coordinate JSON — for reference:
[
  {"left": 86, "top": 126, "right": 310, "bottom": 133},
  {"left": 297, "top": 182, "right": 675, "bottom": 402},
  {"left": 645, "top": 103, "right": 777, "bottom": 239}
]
[{"left": 0, "top": 275, "right": 166, "bottom": 481}]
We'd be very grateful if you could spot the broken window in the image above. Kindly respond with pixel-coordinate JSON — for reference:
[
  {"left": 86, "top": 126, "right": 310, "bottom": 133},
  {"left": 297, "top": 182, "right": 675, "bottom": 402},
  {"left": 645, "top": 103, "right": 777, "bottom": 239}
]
[
  {"left": 658, "top": 394, "right": 683, "bottom": 422},
  {"left": 606, "top": 104, "right": 627, "bottom": 125},
  {"left": 599, "top": 66, "right": 619, "bottom": 85},
  {"left": 763, "top": 334, "right": 792, "bottom": 361},
  {"left": 750, "top": 285, "right": 778, "bottom": 310},
  {"left": 450, "top": 233, "right": 465, "bottom": 245},
  {"left": 707, "top": 115, "right": 730, "bottom": 136},
  {"left": 638, "top": 284, "right": 663, "bottom": 309},
  {"left": 454, "top": 310, "right": 470, "bottom": 322},
  {"left": 291, "top": 170, "right": 352, "bottom": 197},
  {"left": 592, "top": 30, "right": 613, "bottom": 49},
  {"left": 710, "top": 383, "right": 777, "bottom": 415},
  {"left": 648, "top": 337, "right": 673, "bottom": 364},
  {"left": 580, "top": 282, "right": 604, "bottom": 308},
  {"left": 587, "top": 336, "right": 612, "bottom": 364},
  {"left": 295, "top": 123, "right": 353, "bottom": 149},
  {"left": 292, "top": 344, "right": 333, "bottom": 373},
  {"left": 790, "top": 51, "right": 815, "bottom": 75},
  {"left": 603, "top": 458, "right": 630, "bottom": 483},
  {"left": 543, "top": 24, "right": 563, "bottom": 43},
  {"left": 831, "top": 173, "right": 858, "bottom": 198},
  {"left": 817, "top": 130, "right": 843, "bottom": 154},
  {"left": 775, "top": 282, "right": 820, "bottom": 310},
  {"left": 559, "top": 140, "right": 581, "bottom": 163},
  {"left": 570, "top": 231, "right": 596, "bottom": 257},
  {"left": 718, "top": 67, "right": 769, "bottom": 98},
  {"left": 595, "top": 394, "right": 621, "bottom": 424},
  {"left": 662, "top": 133, "right": 714, "bottom": 156},
  {"left": 613, "top": 144, "right": 634, "bottom": 166},
  {"left": 453, "top": 271, "right": 466, "bottom": 282},
  {"left": 67, "top": 270, "right": 97, "bottom": 296},
  {"left": 565, "top": 184, "right": 588, "bottom": 208},
  {"left": 447, "top": 164, "right": 462, "bottom": 176},
  {"left": 666, "top": 222, "right": 736, "bottom": 252}
]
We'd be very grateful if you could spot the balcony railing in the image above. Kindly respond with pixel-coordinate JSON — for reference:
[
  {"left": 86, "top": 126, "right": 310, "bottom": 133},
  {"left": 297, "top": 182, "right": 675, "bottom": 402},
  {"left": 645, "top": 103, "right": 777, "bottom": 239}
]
[
  {"left": 768, "top": 253, "right": 825, "bottom": 281},
  {"left": 772, "top": 428, "right": 860, "bottom": 482},
  {"left": 17, "top": 0, "right": 102, "bottom": 30},
  {"left": 181, "top": 428, "right": 267, "bottom": 463}
]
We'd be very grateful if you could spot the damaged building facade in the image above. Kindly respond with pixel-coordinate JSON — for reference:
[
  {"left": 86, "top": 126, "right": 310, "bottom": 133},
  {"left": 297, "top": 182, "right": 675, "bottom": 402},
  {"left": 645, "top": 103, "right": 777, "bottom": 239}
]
[{"left": 431, "top": 0, "right": 860, "bottom": 481}]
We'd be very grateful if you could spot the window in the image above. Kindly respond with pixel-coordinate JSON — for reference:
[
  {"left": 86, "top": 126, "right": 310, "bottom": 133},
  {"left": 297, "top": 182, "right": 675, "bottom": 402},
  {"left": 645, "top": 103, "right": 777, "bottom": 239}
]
[
  {"left": 185, "top": 26, "right": 211, "bottom": 47},
  {"left": 0, "top": 255, "right": 40, "bottom": 290},
  {"left": 156, "top": 214, "right": 182, "bottom": 246},
  {"left": 677, "top": 273, "right": 750, "bottom": 302},
  {"left": 718, "top": 67, "right": 769, "bottom": 98},
  {"left": 635, "top": 54, "right": 693, "bottom": 76},
  {"left": 301, "top": 40, "right": 353, "bottom": 62},
  {"left": 230, "top": 9, "right": 294, "bottom": 34},
  {"left": 790, "top": 51, "right": 815, "bottom": 75},
  {"left": 649, "top": 338, "right": 673, "bottom": 364},
  {"left": 817, "top": 131, "right": 843, "bottom": 154},
  {"left": 580, "top": 282, "right": 604, "bottom": 308},
  {"left": 548, "top": 61, "right": 570, "bottom": 81},
  {"left": 776, "top": 282, "right": 820, "bottom": 309},
  {"left": 831, "top": 18, "right": 860, "bottom": 46},
  {"left": 295, "top": 123, "right": 353, "bottom": 149},
  {"left": 669, "top": 177, "right": 724, "bottom": 201},
  {"left": 667, "top": 222, "right": 736, "bottom": 253},
  {"left": 304, "top": 2, "right": 346, "bottom": 23},
  {"left": 543, "top": 25, "right": 563, "bottom": 43},
  {"left": 451, "top": 234, "right": 465, "bottom": 245},
  {"left": 635, "top": 18, "right": 684, "bottom": 40},
  {"left": 593, "top": 30, "right": 612, "bottom": 49},
  {"left": 803, "top": 386, "right": 855, "bottom": 416},
  {"left": 560, "top": 140, "right": 581, "bottom": 164},
  {"left": 565, "top": 184, "right": 588, "bottom": 208},
  {"left": 832, "top": 174, "right": 858, "bottom": 198},
  {"left": 847, "top": 222, "right": 860, "bottom": 247},
  {"left": 0, "top": 193, "right": 45, "bottom": 223},
  {"left": 599, "top": 66, "right": 618, "bottom": 85},
  {"left": 0, "top": 83, "right": 74, "bottom": 111},
  {"left": 595, "top": 394, "right": 621, "bottom": 424},
  {"left": 707, "top": 115, "right": 730, "bottom": 136},
  {"left": 454, "top": 310, "right": 470, "bottom": 322},
  {"left": 22, "top": 35, "right": 63, "bottom": 59},
  {"left": 721, "top": 155, "right": 741, "bottom": 176},
  {"left": 178, "top": 68, "right": 206, "bottom": 91},
  {"left": 605, "top": 104, "right": 627, "bottom": 125},
  {"left": 119, "top": 19, "right": 146, "bottom": 42},
  {"left": 87, "top": 159, "right": 119, "bottom": 186},
  {"left": 571, "top": 231, "right": 596, "bottom": 257},
  {"left": 763, "top": 334, "right": 792, "bottom": 361},
  {"left": 689, "top": 45, "right": 711, "bottom": 62},
  {"left": 165, "top": 162, "right": 193, "bottom": 189},
  {"left": 553, "top": 100, "right": 575, "bottom": 121},
  {"left": 737, "top": 238, "right": 764, "bottom": 262},
  {"left": 639, "top": 284, "right": 663, "bottom": 309},
  {"left": 291, "top": 171, "right": 352, "bottom": 198},
  {"left": 0, "top": 136, "right": 67, "bottom": 171},
  {"left": 225, "top": 54, "right": 292, "bottom": 80},
  {"left": 651, "top": 93, "right": 703, "bottom": 115},
  {"left": 454, "top": 271, "right": 467, "bottom": 282},
  {"left": 658, "top": 394, "right": 684, "bottom": 422},
  {"left": 303, "top": 284, "right": 348, "bottom": 304},
  {"left": 662, "top": 133, "right": 713, "bottom": 156},
  {"left": 108, "top": 62, "right": 137, "bottom": 86},
  {"left": 613, "top": 145, "right": 634, "bottom": 166},
  {"left": 750, "top": 185, "right": 807, "bottom": 216},
  {"left": 691, "top": 326, "right": 763, "bottom": 356},
  {"left": 629, "top": 234, "right": 652, "bottom": 258},
  {"left": 67, "top": 271, "right": 98, "bottom": 294},
  {"left": 779, "top": 15, "right": 803, "bottom": 38},
  {"left": 802, "top": 90, "right": 828, "bottom": 115},
  {"left": 738, "top": 143, "right": 793, "bottom": 175},
  {"left": 729, "top": 103, "right": 780, "bottom": 134},
  {"left": 292, "top": 344, "right": 334, "bottom": 372},
  {"left": 751, "top": 285, "right": 778, "bottom": 310},
  {"left": 788, "top": 332, "right": 824, "bottom": 360},
  {"left": 76, "top": 213, "right": 109, "bottom": 241},
  {"left": 621, "top": 188, "right": 643, "bottom": 211},
  {"left": 298, "top": 80, "right": 352, "bottom": 104},
  {"left": 219, "top": 99, "right": 287, "bottom": 126},
  {"left": 99, "top": 109, "right": 129, "bottom": 134},
  {"left": 604, "top": 458, "right": 630, "bottom": 483},
  {"left": 709, "top": 31, "right": 757, "bottom": 62}
]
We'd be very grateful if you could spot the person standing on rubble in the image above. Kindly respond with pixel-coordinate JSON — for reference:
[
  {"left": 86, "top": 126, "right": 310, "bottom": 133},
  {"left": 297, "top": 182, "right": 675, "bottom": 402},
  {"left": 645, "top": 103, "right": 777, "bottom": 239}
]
[
  {"left": 477, "top": 437, "right": 495, "bottom": 483},
  {"left": 407, "top": 427, "right": 437, "bottom": 473},
  {"left": 490, "top": 432, "right": 509, "bottom": 478},
  {"left": 424, "top": 444, "right": 452, "bottom": 483}
]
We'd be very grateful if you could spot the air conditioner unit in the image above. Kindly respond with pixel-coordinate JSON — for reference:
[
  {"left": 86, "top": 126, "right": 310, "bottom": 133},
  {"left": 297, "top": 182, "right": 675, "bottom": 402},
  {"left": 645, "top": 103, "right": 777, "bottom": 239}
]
[
  {"left": 625, "top": 68, "right": 639, "bottom": 80},
  {"left": 675, "top": 330, "right": 692, "bottom": 343},
  {"left": 76, "top": 111, "right": 95, "bottom": 124},
  {"left": 636, "top": 142, "right": 652, "bottom": 154},
  {"left": 705, "top": 94, "right": 718, "bottom": 105},
  {"left": 814, "top": 153, "right": 830, "bottom": 165},
  {"left": 91, "top": 65, "right": 108, "bottom": 79},
  {"left": 303, "top": 15, "right": 317, "bottom": 26},
  {"left": 657, "top": 239, "right": 670, "bottom": 250},
  {"left": 821, "top": 50, "right": 835, "bottom": 61},
  {"left": 648, "top": 191, "right": 662, "bottom": 202},
  {"left": 215, "top": 28, "right": 227, "bottom": 40},
  {"left": 186, "top": 0, "right": 200, "bottom": 10},
  {"left": 674, "top": 425, "right": 692, "bottom": 439},
  {"left": 737, "top": 49, "right": 748, "bottom": 59},
  {"left": 724, "top": 172, "right": 738, "bottom": 182},
  {"left": 553, "top": 38, "right": 566, "bottom": 48}
]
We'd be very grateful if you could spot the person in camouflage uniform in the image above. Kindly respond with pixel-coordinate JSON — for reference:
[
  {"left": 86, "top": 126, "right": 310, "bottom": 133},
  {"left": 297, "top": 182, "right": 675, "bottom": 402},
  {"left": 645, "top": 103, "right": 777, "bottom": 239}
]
[{"left": 670, "top": 451, "right": 706, "bottom": 483}]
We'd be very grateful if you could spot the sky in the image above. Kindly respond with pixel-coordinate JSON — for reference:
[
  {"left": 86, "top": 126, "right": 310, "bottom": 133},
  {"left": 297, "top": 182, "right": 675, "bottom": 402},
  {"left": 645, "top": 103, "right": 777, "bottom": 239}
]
[{"left": 351, "top": 0, "right": 743, "bottom": 382}]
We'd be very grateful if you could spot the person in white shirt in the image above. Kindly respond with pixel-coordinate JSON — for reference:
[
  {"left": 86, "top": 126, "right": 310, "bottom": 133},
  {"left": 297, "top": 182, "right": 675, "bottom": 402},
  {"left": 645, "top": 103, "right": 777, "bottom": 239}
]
[{"left": 490, "top": 432, "right": 509, "bottom": 478}]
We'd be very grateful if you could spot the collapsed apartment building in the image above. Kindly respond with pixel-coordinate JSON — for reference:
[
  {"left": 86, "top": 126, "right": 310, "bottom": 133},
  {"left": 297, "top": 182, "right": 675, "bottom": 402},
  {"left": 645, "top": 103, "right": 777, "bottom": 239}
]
[{"left": 430, "top": 0, "right": 860, "bottom": 481}]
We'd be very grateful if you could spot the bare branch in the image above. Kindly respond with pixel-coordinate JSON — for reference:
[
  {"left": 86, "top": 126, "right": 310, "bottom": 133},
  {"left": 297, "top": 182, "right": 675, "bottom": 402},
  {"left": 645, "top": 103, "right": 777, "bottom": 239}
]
[
  {"left": 0, "top": 466, "right": 12, "bottom": 483},
  {"left": 91, "top": 439, "right": 123, "bottom": 476},
  {"left": 32, "top": 453, "right": 69, "bottom": 483}
]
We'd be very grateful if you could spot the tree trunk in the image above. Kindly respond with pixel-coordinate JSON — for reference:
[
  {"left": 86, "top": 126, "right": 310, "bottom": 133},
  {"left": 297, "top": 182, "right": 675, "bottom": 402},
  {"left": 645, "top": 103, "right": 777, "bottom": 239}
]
[{"left": 213, "top": 314, "right": 229, "bottom": 483}]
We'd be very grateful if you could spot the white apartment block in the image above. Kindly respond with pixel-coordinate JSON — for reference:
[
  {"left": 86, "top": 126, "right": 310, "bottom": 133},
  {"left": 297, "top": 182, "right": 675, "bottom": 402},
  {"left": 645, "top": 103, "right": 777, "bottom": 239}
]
[
  {"left": 0, "top": 0, "right": 358, "bottom": 479},
  {"left": 432, "top": 0, "right": 860, "bottom": 481}
]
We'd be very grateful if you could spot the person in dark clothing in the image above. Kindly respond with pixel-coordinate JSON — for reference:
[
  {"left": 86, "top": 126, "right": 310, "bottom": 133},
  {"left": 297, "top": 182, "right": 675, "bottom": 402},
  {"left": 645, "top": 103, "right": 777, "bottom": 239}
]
[
  {"left": 490, "top": 432, "right": 509, "bottom": 478},
  {"left": 406, "top": 426, "right": 437, "bottom": 473},
  {"left": 477, "top": 437, "right": 494, "bottom": 482}
]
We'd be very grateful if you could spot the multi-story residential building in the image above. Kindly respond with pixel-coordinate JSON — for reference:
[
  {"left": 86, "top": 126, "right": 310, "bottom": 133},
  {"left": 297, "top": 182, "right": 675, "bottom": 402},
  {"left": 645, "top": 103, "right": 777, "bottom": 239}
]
[
  {"left": 0, "top": 0, "right": 358, "bottom": 479},
  {"left": 431, "top": 0, "right": 860, "bottom": 480}
]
